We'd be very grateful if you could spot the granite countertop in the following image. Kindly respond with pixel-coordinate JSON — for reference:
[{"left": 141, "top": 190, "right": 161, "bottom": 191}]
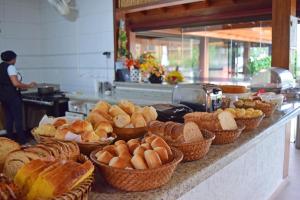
[{"left": 89, "top": 101, "right": 300, "bottom": 200}]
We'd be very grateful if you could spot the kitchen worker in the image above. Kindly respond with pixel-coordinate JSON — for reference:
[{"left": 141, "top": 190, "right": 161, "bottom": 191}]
[{"left": 0, "top": 50, "right": 36, "bottom": 144}]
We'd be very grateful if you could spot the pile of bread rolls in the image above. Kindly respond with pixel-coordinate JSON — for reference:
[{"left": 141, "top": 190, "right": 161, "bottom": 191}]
[
  {"left": 95, "top": 135, "right": 172, "bottom": 170},
  {"left": 148, "top": 121, "right": 204, "bottom": 144},
  {"left": 184, "top": 111, "right": 238, "bottom": 131},
  {"left": 234, "top": 99, "right": 275, "bottom": 108},
  {"left": 217, "top": 108, "right": 263, "bottom": 119},
  {"left": 87, "top": 100, "right": 158, "bottom": 129}
]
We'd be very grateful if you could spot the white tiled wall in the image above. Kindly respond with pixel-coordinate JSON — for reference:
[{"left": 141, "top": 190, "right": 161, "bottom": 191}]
[{"left": 0, "top": 0, "right": 115, "bottom": 94}]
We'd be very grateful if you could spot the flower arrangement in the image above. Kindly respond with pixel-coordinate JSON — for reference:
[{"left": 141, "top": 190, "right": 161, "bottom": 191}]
[
  {"left": 165, "top": 69, "right": 184, "bottom": 85},
  {"left": 139, "top": 53, "right": 165, "bottom": 78},
  {"left": 125, "top": 58, "right": 139, "bottom": 70}
]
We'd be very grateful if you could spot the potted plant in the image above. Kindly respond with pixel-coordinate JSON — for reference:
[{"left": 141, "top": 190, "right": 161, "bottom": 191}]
[
  {"left": 125, "top": 56, "right": 140, "bottom": 82},
  {"left": 139, "top": 53, "right": 165, "bottom": 84},
  {"left": 165, "top": 67, "right": 184, "bottom": 85}
]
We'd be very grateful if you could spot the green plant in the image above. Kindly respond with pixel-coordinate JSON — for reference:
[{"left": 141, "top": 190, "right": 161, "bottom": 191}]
[{"left": 248, "top": 56, "right": 271, "bottom": 75}]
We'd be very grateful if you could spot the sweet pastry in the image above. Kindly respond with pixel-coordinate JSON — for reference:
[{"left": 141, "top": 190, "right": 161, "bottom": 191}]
[
  {"left": 144, "top": 150, "right": 162, "bottom": 169},
  {"left": 0, "top": 137, "right": 21, "bottom": 172},
  {"left": 113, "top": 114, "right": 131, "bottom": 128}
]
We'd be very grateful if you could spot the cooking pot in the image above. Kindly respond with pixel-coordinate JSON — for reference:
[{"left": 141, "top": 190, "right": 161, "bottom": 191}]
[{"left": 37, "top": 85, "right": 55, "bottom": 95}]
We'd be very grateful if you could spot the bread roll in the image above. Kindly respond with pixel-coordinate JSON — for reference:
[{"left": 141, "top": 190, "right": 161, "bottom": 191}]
[
  {"left": 218, "top": 111, "right": 238, "bottom": 130},
  {"left": 94, "top": 101, "right": 111, "bottom": 113},
  {"left": 109, "top": 105, "right": 127, "bottom": 117},
  {"left": 109, "top": 157, "right": 129, "bottom": 169},
  {"left": 142, "top": 106, "right": 158, "bottom": 123},
  {"left": 87, "top": 112, "right": 110, "bottom": 128},
  {"left": 119, "top": 152, "right": 132, "bottom": 165},
  {"left": 95, "top": 151, "right": 113, "bottom": 164},
  {"left": 134, "top": 106, "right": 143, "bottom": 113},
  {"left": 140, "top": 143, "right": 152, "bottom": 150},
  {"left": 94, "top": 128, "right": 107, "bottom": 139},
  {"left": 131, "top": 155, "right": 148, "bottom": 169},
  {"left": 183, "top": 122, "right": 203, "bottom": 142},
  {"left": 144, "top": 135, "right": 157, "bottom": 144},
  {"left": 103, "top": 145, "right": 117, "bottom": 156},
  {"left": 81, "top": 131, "right": 100, "bottom": 142},
  {"left": 128, "top": 142, "right": 140, "bottom": 154},
  {"left": 70, "top": 120, "right": 93, "bottom": 134},
  {"left": 115, "top": 140, "right": 126, "bottom": 146},
  {"left": 113, "top": 114, "right": 131, "bottom": 128},
  {"left": 54, "top": 125, "right": 70, "bottom": 140},
  {"left": 148, "top": 120, "right": 165, "bottom": 136},
  {"left": 95, "top": 122, "right": 113, "bottom": 133},
  {"left": 53, "top": 118, "right": 67, "bottom": 128},
  {"left": 133, "top": 146, "right": 146, "bottom": 156},
  {"left": 118, "top": 100, "right": 135, "bottom": 115},
  {"left": 144, "top": 150, "right": 162, "bottom": 169},
  {"left": 127, "top": 139, "right": 140, "bottom": 146},
  {"left": 131, "top": 113, "right": 147, "bottom": 128},
  {"left": 115, "top": 143, "right": 130, "bottom": 155},
  {"left": 153, "top": 147, "right": 169, "bottom": 164},
  {"left": 151, "top": 137, "right": 172, "bottom": 157}
]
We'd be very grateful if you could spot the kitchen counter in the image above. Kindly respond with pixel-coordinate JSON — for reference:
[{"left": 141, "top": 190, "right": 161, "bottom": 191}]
[{"left": 89, "top": 101, "right": 300, "bottom": 200}]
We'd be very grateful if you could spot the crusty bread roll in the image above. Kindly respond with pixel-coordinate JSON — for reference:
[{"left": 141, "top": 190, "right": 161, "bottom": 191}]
[
  {"left": 109, "top": 105, "right": 127, "bottom": 117},
  {"left": 115, "top": 143, "right": 130, "bottom": 155},
  {"left": 94, "top": 101, "right": 111, "bottom": 114},
  {"left": 70, "top": 120, "right": 93, "bottom": 134},
  {"left": 109, "top": 157, "right": 129, "bottom": 169},
  {"left": 144, "top": 150, "right": 162, "bottom": 169},
  {"left": 153, "top": 147, "right": 169, "bottom": 164},
  {"left": 142, "top": 106, "right": 158, "bottom": 123},
  {"left": 95, "top": 122, "right": 113, "bottom": 133},
  {"left": 218, "top": 111, "right": 238, "bottom": 130},
  {"left": 219, "top": 85, "right": 247, "bottom": 94},
  {"left": 113, "top": 114, "right": 131, "bottom": 128},
  {"left": 140, "top": 143, "right": 152, "bottom": 150},
  {"left": 144, "top": 135, "right": 157, "bottom": 144},
  {"left": 127, "top": 140, "right": 140, "bottom": 154},
  {"left": 131, "top": 155, "right": 148, "bottom": 169},
  {"left": 115, "top": 140, "right": 126, "bottom": 146},
  {"left": 103, "top": 145, "right": 117, "bottom": 156},
  {"left": 183, "top": 122, "right": 203, "bottom": 142},
  {"left": 127, "top": 139, "right": 140, "bottom": 146},
  {"left": 133, "top": 146, "right": 146, "bottom": 156},
  {"left": 87, "top": 111, "right": 111, "bottom": 128},
  {"left": 95, "top": 151, "right": 113, "bottom": 164},
  {"left": 94, "top": 128, "right": 107, "bottom": 139},
  {"left": 118, "top": 100, "right": 135, "bottom": 115},
  {"left": 131, "top": 113, "right": 147, "bottom": 128},
  {"left": 151, "top": 137, "right": 172, "bottom": 157},
  {"left": 53, "top": 118, "right": 68, "bottom": 128},
  {"left": 0, "top": 137, "right": 21, "bottom": 172},
  {"left": 119, "top": 152, "right": 132, "bottom": 165}
]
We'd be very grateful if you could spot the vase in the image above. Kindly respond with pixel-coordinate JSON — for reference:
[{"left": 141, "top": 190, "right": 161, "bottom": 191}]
[
  {"left": 130, "top": 68, "right": 140, "bottom": 82},
  {"left": 148, "top": 74, "right": 163, "bottom": 84}
]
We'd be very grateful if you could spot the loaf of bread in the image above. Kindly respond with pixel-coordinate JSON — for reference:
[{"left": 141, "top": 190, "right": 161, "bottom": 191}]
[
  {"left": 94, "top": 135, "right": 172, "bottom": 170},
  {"left": 0, "top": 137, "right": 20, "bottom": 172},
  {"left": 15, "top": 159, "right": 94, "bottom": 200},
  {"left": 219, "top": 85, "right": 247, "bottom": 94}
]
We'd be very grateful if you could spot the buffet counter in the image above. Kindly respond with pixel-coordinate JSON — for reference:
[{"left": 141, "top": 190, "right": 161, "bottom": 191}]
[{"left": 89, "top": 101, "right": 300, "bottom": 200}]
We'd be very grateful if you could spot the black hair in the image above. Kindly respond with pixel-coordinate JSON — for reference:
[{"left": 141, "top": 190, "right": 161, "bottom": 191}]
[{"left": 1, "top": 50, "right": 17, "bottom": 62}]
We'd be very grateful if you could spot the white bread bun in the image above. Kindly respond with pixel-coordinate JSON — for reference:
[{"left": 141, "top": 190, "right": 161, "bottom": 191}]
[
  {"left": 113, "top": 114, "right": 131, "bottom": 128},
  {"left": 115, "top": 143, "right": 130, "bottom": 155},
  {"left": 96, "top": 150, "right": 113, "bottom": 164},
  {"left": 133, "top": 146, "right": 146, "bottom": 156},
  {"left": 151, "top": 137, "right": 172, "bottom": 157},
  {"left": 109, "top": 157, "right": 129, "bottom": 169},
  {"left": 131, "top": 154, "right": 148, "bottom": 169},
  {"left": 109, "top": 105, "right": 127, "bottom": 117},
  {"left": 95, "top": 122, "right": 113, "bottom": 133},
  {"left": 103, "top": 145, "right": 117, "bottom": 156},
  {"left": 183, "top": 122, "right": 204, "bottom": 142},
  {"left": 131, "top": 113, "right": 147, "bottom": 128},
  {"left": 142, "top": 106, "right": 158, "bottom": 123},
  {"left": 218, "top": 111, "right": 238, "bottom": 130},
  {"left": 153, "top": 147, "right": 169, "bottom": 164},
  {"left": 94, "top": 101, "right": 111, "bottom": 113},
  {"left": 118, "top": 100, "right": 135, "bottom": 115},
  {"left": 87, "top": 111, "right": 110, "bottom": 128},
  {"left": 144, "top": 150, "right": 162, "bottom": 169}
]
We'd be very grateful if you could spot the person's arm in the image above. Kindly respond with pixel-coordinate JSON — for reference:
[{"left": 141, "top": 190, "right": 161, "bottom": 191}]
[{"left": 9, "top": 75, "right": 36, "bottom": 89}]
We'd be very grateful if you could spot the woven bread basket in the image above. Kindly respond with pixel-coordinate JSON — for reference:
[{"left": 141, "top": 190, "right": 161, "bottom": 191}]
[
  {"left": 233, "top": 102, "right": 277, "bottom": 118},
  {"left": 235, "top": 114, "right": 265, "bottom": 131},
  {"left": 90, "top": 147, "right": 183, "bottom": 192},
  {"left": 212, "top": 123, "right": 245, "bottom": 145},
  {"left": 52, "top": 154, "right": 94, "bottom": 200},
  {"left": 169, "top": 130, "right": 215, "bottom": 162},
  {"left": 32, "top": 128, "right": 116, "bottom": 155}
]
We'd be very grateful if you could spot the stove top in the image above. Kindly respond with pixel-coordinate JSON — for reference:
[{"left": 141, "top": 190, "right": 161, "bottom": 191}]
[{"left": 22, "top": 91, "right": 69, "bottom": 106}]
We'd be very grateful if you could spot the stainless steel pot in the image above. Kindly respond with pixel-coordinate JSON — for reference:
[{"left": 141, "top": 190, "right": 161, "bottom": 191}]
[{"left": 37, "top": 85, "right": 55, "bottom": 95}]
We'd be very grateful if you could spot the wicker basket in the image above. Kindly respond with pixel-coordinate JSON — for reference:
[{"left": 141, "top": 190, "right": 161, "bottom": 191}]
[
  {"left": 90, "top": 147, "right": 183, "bottom": 192},
  {"left": 53, "top": 154, "right": 94, "bottom": 200},
  {"left": 32, "top": 128, "right": 116, "bottom": 155},
  {"left": 113, "top": 126, "right": 148, "bottom": 141},
  {"left": 235, "top": 114, "right": 265, "bottom": 131},
  {"left": 212, "top": 123, "right": 245, "bottom": 145},
  {"left": 169, "top": 130, "right": 215, "bottom": 162},
  {"left": 233, "top": 102, "right": 277, "bottom": 118}
]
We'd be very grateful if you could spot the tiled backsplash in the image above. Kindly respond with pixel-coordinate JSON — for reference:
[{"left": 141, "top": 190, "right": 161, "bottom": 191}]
[{"left": 0, "top": 0, "right": 115, "bottom": 94}]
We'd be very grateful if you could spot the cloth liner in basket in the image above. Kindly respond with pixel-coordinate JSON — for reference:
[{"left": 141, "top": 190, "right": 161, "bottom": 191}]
[{"left": 90, "top": 147, "right": 183, "bottom": 192}]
